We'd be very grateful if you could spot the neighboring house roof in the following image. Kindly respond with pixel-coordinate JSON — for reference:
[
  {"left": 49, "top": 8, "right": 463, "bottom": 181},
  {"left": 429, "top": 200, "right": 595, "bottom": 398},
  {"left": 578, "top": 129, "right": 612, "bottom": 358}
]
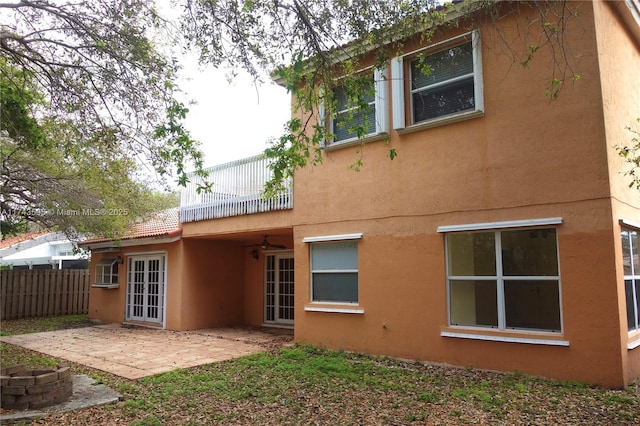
[
  {"left": 78, "top": 208, "right": 181, "bottom": 250},
  {"left": 0, "top": 231, "right": 50, "bottom": 249},
  {"left": 0, "top": 231, "right": 86, "bottom": 268}
]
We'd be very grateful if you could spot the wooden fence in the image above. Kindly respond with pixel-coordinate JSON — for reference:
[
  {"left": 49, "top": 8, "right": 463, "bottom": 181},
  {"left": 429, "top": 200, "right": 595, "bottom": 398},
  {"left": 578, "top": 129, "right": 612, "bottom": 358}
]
[{"left": 0, "top": 270, "right": 90, "bottom": 320}]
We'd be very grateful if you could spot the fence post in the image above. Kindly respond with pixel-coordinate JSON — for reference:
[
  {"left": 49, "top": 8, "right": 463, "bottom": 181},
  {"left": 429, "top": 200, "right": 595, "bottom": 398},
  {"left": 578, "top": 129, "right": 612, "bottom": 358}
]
[{"left": 0, "top": 271, "right": 6, "bottom": 321}]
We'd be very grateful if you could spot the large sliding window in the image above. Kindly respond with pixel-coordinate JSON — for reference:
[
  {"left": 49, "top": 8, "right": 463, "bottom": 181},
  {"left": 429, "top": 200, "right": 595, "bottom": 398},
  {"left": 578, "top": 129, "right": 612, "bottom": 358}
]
[
  {"left": 446, "top": 228, "right": 561, "bottom": 332},
  {"left": 622, "top": 227, "right": 640, "bottom": 332}
]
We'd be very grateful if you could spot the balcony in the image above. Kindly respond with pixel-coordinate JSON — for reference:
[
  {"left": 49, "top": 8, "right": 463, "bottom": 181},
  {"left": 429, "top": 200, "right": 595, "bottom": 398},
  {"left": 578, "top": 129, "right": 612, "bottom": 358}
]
[{"left": 180, "top": 154, "right": 293, "bottom": 223}]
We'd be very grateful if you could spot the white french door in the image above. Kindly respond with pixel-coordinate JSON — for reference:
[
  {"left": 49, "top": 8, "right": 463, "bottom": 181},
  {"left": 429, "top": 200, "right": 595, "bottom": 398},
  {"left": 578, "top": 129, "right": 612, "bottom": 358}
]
[
  {"left": 265, "top": 253, "right": 294, "bottom": 325},
  {"left": 126, "top": 256, "right": 165, "bottom": 324}
]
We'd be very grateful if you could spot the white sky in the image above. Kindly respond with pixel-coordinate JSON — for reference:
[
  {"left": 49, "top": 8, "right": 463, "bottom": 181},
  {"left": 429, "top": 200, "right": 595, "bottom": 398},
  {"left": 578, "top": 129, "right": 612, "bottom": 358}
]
[
  {"left": 177, "top": 60, "right": 291, "bottom": 167},
  {"left": 156, "top": 1, "right": 292, "bottom": 169}
]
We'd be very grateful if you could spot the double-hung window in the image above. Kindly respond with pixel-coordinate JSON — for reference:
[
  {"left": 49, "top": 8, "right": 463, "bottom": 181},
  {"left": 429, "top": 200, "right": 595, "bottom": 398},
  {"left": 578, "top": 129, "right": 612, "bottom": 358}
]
[
  {"left": 310, "top": 240, "right": 358, "bottom": 303},
  {"left": 622, "top": 227, "right": 640, "bottom": 332},
  {"left": 444, "top": 226, "right": 561, "bottom": 332},
  {"left": 94, "top": 257, "right": 119, "bottom": 288},
  {"left": 323, "top": 68, "right": 389, "bottom": 146},
  {"left": 391, "top": 31, "right": 483, "bottom": 130},
  {"left": 332, "top": 77, "right": 376, "bottom": 142}
]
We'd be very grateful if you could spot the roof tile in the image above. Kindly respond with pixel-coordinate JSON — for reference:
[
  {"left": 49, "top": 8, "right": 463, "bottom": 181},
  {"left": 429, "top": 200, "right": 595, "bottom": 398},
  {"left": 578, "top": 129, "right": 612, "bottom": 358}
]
[
  {"left": 0, "top": 231, "right": 52, "bottom": 249},
  {"left": 81, "top": 208, "right": 180, "bottom": 245}
]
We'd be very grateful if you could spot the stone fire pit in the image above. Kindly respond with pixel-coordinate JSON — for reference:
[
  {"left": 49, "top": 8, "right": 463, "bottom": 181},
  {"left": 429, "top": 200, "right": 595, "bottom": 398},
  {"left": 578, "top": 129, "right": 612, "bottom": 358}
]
[{"left": 1, "top": 364, "right": 72, "bottom": 411}]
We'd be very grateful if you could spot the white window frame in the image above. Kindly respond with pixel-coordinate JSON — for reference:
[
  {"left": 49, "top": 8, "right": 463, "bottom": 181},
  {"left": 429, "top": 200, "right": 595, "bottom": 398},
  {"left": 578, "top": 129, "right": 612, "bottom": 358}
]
[
  {"left": 622, "top": 225, "right": 640, "bottom": 334},
  {"left": 440, "top": 219, "right": 563, "bottom": 334},
  {"left": 305, "top": 233, "right": 361, "bottom": 305},
  {"left": 93, "top": 257, "right": 119, "bottom": 289},
  {"left": 392, "top": 30, "right": 483, "bottom": 132},
  {"left": 323, "top": 67, "right": 389, "bottom": 149}
]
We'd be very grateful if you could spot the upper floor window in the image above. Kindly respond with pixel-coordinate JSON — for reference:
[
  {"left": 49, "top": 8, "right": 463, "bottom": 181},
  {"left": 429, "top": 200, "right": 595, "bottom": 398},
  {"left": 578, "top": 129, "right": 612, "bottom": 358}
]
[
  {"left": 444, "top": 227, "right": 561, "bottom": 333},
  {"left": 622, "top": 227, "right": 640, "bottom": 332},
  {"left": 332, "top": 77, "right": 376, "bottom": 142},
  {"left": 322, "top": 68, "right": 388, "bottom": 147},
  {"left": 94, "top": 257, "right": 119, "bottom": 287},
  {"left": 392, "top": 31, "right": 483, "bottom": 130}
]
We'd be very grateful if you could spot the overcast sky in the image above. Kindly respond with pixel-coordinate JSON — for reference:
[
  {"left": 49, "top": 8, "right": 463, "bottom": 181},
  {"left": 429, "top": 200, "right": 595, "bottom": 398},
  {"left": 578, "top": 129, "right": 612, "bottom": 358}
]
[
  {"left": 176, "top": 56, "right": 291, "bottom": 168},
  {"left": 154, "top": 0, "right": 292, "bottom": 169}
]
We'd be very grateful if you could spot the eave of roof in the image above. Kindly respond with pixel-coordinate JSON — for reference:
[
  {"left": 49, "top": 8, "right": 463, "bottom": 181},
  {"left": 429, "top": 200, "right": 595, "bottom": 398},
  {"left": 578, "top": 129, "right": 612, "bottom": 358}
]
[{"left": 272, "top": 0, "right": 471, "bottom": 87}]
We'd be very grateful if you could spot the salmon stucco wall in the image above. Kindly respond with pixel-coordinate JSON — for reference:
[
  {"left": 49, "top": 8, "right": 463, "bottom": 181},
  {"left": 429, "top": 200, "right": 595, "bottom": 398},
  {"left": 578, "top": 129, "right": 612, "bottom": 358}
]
[
  {"left": 594, "top": 0, "right": 640, "bottom": 384},
  {"left": 294, "top": 199, "right": 625, "bottom": 386},
  {"left": 177, "top": 239, "right": 245, "bottom": 330},
  {"left": 290, "top": 2, "right": 637, "bottom": 387},
  {"left": 87, "top": 251, "right": 126, "bottom": 324},
  {"left": 87, "top": 241, "right": 182, "bottom": 328},
  {"left": 88, "top": 237, "right": 270, "bottom": 331},
  {"left": 243, "top": 248, "right": 266, "bottom": 326},
  {"left": 181, "top": 210, "right": 293, "bottom": 238}
]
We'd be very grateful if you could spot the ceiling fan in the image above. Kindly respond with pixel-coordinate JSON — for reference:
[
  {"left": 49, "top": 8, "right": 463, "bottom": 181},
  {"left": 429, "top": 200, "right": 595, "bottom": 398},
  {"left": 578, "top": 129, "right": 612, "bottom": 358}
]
[{"left": 245, "top": 235, "right": 287, "bottom": 250}]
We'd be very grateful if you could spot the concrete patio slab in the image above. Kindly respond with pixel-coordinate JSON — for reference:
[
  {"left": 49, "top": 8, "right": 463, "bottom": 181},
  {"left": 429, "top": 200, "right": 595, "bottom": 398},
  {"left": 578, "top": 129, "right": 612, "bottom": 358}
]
[{"left": 0, "top": 324, "right": 293, "bottom": 380}]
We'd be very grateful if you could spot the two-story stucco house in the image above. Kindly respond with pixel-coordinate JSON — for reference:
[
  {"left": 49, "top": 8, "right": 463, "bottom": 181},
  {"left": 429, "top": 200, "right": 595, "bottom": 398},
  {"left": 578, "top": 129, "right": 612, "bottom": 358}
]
[{"left": 80, "top": 1, "right": 640, "bottom": 387}]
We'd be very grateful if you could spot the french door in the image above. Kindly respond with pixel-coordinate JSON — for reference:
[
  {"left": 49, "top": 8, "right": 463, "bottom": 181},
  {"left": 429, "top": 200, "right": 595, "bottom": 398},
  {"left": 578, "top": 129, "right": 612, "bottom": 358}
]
[
  {"left": 265, "top": 253, "right": 294, "bottom": 325},
  {"left": 126, "top": 256, "right": 165, "bottom": 324}
]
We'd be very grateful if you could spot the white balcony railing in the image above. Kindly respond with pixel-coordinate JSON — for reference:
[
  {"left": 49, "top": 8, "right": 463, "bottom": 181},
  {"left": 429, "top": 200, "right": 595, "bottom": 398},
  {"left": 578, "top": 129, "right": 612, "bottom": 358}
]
[{"left": 180, "top": 154, "right": 293, "bottom": 223}]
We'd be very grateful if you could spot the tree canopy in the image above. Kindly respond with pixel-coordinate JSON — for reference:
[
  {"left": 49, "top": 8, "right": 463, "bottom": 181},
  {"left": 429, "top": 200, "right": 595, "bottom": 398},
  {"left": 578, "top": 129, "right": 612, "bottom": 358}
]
[
  {"left": 0, "top": 60, "right": 179, "bottom": 238},
  {"left": 618, "top": 119, "right": 640, "bottom": 192},
  {"left": 0, "top": 0, "right": 196, "bottom": 238},
  {"left": 0, "top": 0, "right": 598, "bottom": 239}
]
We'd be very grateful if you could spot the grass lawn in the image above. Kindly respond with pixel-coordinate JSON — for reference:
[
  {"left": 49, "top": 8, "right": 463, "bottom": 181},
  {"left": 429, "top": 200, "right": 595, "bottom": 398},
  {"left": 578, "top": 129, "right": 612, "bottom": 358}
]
[{"left": 1, "top": 315, "right": 639, "bottom": 425}]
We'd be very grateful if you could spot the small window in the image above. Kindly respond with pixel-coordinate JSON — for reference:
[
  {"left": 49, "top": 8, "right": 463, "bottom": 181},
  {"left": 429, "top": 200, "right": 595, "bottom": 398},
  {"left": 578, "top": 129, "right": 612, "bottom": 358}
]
[
  {"left": 622, "top": 227, "right": 640, "bottom": 332},
  {"left": 332, "top": 76, "right": 376, "bottom": 142},
  {"left": 94, "top": 258, "right": 119, "bottom": 287},
  {"left": 446, "top": 228, "right": 561, "bottom": 332},
  {"left": 392, "top": 31, "right": 483, "bottom": 130},
  {"left": 310, "top": 241, "right": 358, "bottom": 303},
  {"left": 322, "top": 68, "right": 388, "bottom": 146}
]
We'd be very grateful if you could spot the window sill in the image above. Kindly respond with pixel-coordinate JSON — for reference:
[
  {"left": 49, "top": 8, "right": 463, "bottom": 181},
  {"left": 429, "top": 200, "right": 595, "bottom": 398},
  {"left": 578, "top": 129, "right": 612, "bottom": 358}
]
[
  {"left": 304, "top": 305, "right": 364, "bottom": 314},
  {"left": 628, "top": 331, "right": 640, "bottom": 350},
  {"left": 91, "top": 284, "right": 119, "bottom": 289},
  {"left": 397, "top": 109, "right": 483, "bottom": 136},
  {"left": 441, "top": 329, "right": 569, "bottom": 347},
  {"left": 324, "top": 133, "right": 388, "bottom": 151}
]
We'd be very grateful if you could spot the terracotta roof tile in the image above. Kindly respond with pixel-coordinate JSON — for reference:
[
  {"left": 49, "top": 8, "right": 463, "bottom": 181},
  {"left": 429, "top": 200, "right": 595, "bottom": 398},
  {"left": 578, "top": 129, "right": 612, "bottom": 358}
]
[
  {"left": 0, "top": 231, "right": 52, "bottom": 249},
  {"left": 80, "top": 208, "right": 181, "bottom": 245}
]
